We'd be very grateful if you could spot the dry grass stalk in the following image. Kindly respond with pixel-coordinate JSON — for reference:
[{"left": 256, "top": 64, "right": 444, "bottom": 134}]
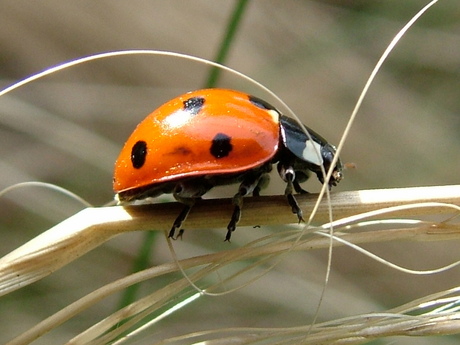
[{"left": 1, "top": 184, "right": 459, "bottom": 298}]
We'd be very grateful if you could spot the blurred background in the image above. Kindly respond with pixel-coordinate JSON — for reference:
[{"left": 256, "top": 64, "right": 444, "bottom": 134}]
[{"left": 0, "top": 1, "right": 459, "bottom": 343}]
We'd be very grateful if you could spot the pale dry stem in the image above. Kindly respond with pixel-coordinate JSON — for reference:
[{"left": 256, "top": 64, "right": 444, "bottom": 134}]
[{"left": 1, "top": 185, "right": 459, "bottom": 298}]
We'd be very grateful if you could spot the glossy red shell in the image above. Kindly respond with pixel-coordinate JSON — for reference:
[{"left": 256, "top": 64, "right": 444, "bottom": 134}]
[{"left": 113, "top": 89, "right": 280, "bottom": 194}]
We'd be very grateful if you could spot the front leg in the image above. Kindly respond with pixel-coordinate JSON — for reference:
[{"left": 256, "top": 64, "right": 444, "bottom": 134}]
[{"left": 278, "top": 164, "right": 304, "bottom": 223}]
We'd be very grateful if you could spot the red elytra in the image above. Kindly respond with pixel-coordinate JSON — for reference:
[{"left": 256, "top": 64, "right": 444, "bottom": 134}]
[{"left": 113, "top": 89, "right": 280, "bottom": 195}]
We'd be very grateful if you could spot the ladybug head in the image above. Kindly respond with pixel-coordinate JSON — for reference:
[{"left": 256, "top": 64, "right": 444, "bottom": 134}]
[{"left": 320, "top": 142, "right": 343, "bottom": 187}]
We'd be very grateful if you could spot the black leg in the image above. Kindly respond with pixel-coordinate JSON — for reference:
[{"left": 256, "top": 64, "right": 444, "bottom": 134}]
[
  {"left": 293, "top": 180, "right": 309, "bottom": 194},
  {"left": 279, "top": 164, "right": 304, "bottom": 222},
  {"left": 253, "top": 173, "right": 270, "bottom": 197},
  {"left": 168, "top": 203, "right": 193, "bottom": 240},
  {"left": 286, "top": 193, "right": 304, "bottom": 223},
  {"left": 225, "top": 172, "right": 265, "bottom": 241},
  {"left": 169, "top": 180, "right": 212, "bottom": 240},
  {"left": 226, "top": 193, "right": 242, "bottom": 242}
]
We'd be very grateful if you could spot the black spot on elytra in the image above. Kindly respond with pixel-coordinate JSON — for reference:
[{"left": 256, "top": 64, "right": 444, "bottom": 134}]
[
  {"left": 210, "top": 133, "right": 233, "bottom": 158},
  {"left": 248, "top": 95, "right": 276, "bottom": 111},
  {"left": 183, "top": 96, "right": 205, "bottom": 115},
  {"left": 131, "top": 140, "right": 147, "bottom": 169}
]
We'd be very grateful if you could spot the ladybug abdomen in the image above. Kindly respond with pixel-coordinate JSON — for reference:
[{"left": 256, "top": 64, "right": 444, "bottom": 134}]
[{"left": 113, "top": 89, "right": 280, "bottom": 195}]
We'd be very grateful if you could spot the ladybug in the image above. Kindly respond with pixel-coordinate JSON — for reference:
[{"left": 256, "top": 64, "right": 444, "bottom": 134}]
[{"left": 113, "top": 89, "right": 343, "bottom": 241}]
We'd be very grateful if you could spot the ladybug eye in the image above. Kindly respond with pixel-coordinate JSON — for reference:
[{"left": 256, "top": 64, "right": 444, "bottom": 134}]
[
  {"left": 210, "top": 133, "right": 233, "bottom": 158},
  {"left": 131, "top": 140, "right": 147, "bottom": 169},
  {"left": 183, "top": 96, "right": 205, "bottom": 115}
]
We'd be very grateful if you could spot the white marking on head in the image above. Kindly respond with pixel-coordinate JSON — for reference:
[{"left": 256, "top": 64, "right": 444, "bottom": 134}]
[{"left": 303, "top": 140, "right": 323, "bottom": 166}]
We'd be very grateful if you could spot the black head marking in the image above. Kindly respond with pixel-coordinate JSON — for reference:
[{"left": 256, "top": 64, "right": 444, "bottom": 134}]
[
  {"left": 183, "top": 96, "right": 205, "bottom": 115},
  {"left": 248, "top": 95, "right": 277, "bottom": 111},
  {"left": 131, "top": 140, "right": 147, "bottom": 169},
  {"left": 210, "top": 133, "right": 233, "bottom": 158}
]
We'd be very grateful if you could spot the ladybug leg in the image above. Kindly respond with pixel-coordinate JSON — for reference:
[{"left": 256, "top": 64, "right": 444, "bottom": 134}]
[
  {"left": 169, "top": 181, "right": 212, "bottom": 239},
  {"left": 293, "top": 180, "right": 309, "bottom": 194},
  {"left": 168, "top": 198, "right": 195, "bottom": 240},
  {"left": 253, "top": 173, "right": 270, "bottom": 197},
  {"left": 278, "top": 165, "right": 304, "bottom": 223},
  {"left": 292, "top": 171, "right": 310, "bottom": 194},
  {"left": 226, "top": 173, "right": 264, "bottom": 242},
  {"left": 226, "top": 194, "right": 242, "bottom": 242}
]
